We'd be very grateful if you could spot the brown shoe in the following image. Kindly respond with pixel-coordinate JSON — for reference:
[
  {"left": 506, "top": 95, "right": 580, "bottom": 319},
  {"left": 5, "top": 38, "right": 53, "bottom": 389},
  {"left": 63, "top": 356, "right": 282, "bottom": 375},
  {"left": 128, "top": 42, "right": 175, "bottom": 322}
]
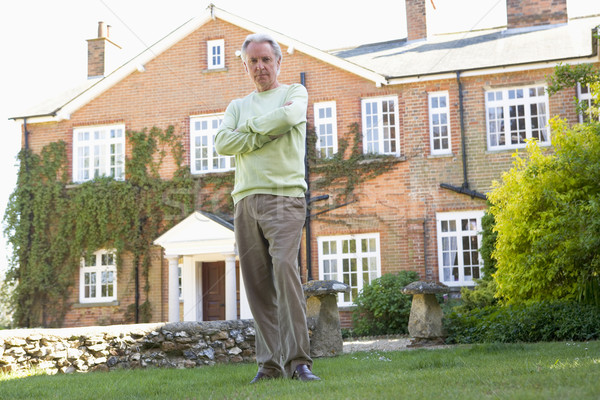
[
  {"left": 292, "top": 364, "right": 321, "bottom": 381},
  {"left": 250, "top": 371, "right": 280, "bottom": 384}
]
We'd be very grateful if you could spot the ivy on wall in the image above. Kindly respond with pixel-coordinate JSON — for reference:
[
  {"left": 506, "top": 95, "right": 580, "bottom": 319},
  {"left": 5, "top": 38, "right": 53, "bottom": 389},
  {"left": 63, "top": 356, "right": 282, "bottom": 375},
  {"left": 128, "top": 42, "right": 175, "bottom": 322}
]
[
  {"left": 2, "top": 122, "right": 400, "bottom": 328},
  {"left": 3, "top": 126, "right": 195, "bottom": 328},
  {"left": 308, "top": 123, "right": 401, "bottom": 218}
]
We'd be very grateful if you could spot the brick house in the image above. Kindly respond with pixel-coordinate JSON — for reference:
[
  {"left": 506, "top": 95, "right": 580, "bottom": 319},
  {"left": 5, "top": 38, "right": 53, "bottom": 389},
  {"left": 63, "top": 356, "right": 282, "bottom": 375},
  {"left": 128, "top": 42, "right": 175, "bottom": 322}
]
[{"left": 9, "top": 1, "right": 600, "bottom": 328}]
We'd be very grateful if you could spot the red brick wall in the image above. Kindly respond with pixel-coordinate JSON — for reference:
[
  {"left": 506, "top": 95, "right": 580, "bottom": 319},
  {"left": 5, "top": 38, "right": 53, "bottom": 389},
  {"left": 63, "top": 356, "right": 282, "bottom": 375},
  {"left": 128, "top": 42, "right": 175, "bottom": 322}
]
[
  {"left": 23, "top": 17, "right": 593, "bottom": 328},
  {"left": 507, "top": 0, "right": 568, "bottom": 29},
  {"left": 406, "top": 0, "right": 427, "bottom": 41}
]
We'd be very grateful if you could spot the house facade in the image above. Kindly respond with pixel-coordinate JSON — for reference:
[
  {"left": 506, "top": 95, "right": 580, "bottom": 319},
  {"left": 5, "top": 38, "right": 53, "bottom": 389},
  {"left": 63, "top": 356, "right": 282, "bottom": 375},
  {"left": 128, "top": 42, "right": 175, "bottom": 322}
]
[{"left": 10, "top": 1, "right": 600, "bottom": 328}]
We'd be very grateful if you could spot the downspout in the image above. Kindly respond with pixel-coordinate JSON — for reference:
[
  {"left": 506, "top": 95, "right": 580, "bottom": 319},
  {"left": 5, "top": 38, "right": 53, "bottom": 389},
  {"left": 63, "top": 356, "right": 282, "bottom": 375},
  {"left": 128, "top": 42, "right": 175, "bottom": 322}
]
[
  {"left": 457, "top": 71, "right": 469, "bottom": 189},
  {"left": 301, "top": 72, "right": 314, "bottom": 281},
  {"left": 439, "top": 71, "right": 487, "bottom": 200}
]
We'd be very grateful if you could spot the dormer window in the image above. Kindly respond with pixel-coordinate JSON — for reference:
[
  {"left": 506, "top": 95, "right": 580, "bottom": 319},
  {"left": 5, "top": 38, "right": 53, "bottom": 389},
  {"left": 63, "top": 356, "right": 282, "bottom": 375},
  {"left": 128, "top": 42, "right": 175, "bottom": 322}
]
[{"left": 207, "top": 39, "right": 225, "bottom": 70}]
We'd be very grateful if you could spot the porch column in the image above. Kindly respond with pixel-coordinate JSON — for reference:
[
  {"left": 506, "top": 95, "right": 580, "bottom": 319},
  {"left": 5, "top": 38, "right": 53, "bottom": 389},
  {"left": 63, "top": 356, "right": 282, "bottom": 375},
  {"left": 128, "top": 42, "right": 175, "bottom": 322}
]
[
  {"left": 182, "top": 256, "right": 200, "bottom": 321},
  {"left": 166, "top": 255, "right": 180, "bottom": 322},
  {"left": 224, "top": 254, "right": 237, "bottom": 320}
]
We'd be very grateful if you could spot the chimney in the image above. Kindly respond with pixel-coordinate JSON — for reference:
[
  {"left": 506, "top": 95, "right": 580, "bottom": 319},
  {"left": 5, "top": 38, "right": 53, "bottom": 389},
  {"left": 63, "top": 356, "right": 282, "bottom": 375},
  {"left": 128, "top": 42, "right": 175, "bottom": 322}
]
[
  {"left": 87, "top": 21, "right": 122, "bottom": 78},
  {"left": 506, "top": 0, "right": 567, "bottom": 30},
  {"left": 406, "top": 0, "right": 427, "bottom": 41}
]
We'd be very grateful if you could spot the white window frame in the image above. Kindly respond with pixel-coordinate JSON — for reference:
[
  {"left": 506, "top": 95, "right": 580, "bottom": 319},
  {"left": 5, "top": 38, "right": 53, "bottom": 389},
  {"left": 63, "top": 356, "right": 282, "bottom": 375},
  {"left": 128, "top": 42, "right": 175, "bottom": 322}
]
[
  {"left": 79, "top": 250, "right": 117, "bottom": 303},
  {"left": 428, "top": 91, "right": 452, "bottom": 155},
  {"left": 436, "top": 210, "right": 485, "bottom": 287},
  {"left": 190, "top": 114, "right": 234, "bottom": 174},
  {"left": 317, "top": 233, "right": 381, "bottom": 306},
  {"left": 73, "top": 125, "right": 125, "bottom": 183},
  {"left": 207, "top": 39, "right": 225, "bottom": 70},
  {"left": 485, "top": 85, "right": 550, "bottom": 151},
  {"left": 314, "top": 101, "right": 338, "bottom": 158},
  {"left": 577, "top": 83, "right": 599, "bottom": 123},
  {"left": 361, "top": 96, "right": 400, "bottom": 156}
]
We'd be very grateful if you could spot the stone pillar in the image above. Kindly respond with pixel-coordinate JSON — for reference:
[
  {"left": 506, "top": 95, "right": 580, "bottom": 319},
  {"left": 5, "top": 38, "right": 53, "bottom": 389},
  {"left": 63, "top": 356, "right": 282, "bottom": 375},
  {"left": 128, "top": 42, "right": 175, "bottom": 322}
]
[
  {"left": 166, "top": 255, "right": 180, "bottom": 323},
  {"left": 224, "top": 255, "right": 237, "bottom": 320},
  {"left": 402, "top": 281, "right": 449, "bottom": 346},
  {"left": 302, "top": 280, "right": 350, "bottom": 358}
]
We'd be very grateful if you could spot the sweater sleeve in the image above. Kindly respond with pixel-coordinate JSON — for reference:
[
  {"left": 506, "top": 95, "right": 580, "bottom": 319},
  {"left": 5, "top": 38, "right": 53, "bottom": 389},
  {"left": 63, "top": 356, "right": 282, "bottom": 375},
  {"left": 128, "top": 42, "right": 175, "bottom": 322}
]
[
  {"left": 214, "top": 101, "right": 272, "bottom": 156},
  {"left": 240, "top": 84, "right": 308, "bottom": 137}
]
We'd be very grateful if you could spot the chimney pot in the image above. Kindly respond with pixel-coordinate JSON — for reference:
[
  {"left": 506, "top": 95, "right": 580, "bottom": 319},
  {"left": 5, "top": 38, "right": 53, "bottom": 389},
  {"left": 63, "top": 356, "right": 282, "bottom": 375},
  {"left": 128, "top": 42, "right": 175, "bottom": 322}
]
[{"left": 98, "top": 21, "right": 107, "bottom": 38}]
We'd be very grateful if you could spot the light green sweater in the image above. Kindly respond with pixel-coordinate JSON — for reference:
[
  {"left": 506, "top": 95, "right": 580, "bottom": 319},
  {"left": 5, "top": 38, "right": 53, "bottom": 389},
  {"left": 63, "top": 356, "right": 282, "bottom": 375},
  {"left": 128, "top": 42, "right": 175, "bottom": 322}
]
[{"left": 214, "top": 84, "right": 308, "bottom": 204}]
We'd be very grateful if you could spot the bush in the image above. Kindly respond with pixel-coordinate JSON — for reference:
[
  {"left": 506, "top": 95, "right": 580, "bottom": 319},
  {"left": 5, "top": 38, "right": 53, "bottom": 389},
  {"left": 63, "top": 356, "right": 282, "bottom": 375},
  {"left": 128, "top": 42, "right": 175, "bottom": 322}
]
[
  {"left": 444, "top": 301, "right": 600, "bottom": 344},
  {"left": 351, "top": 271, "right": 419, "bottom": 336}
]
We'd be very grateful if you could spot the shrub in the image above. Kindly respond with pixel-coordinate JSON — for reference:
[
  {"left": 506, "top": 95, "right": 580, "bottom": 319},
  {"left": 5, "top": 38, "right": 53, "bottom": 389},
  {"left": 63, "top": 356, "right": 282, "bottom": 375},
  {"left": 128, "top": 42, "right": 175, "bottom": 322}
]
[
  {"left": 444, "top": 301, "right": 600, "bottom": 344},
  {"left": 351, "top": 271, "right": 419, "bottom": 336}
]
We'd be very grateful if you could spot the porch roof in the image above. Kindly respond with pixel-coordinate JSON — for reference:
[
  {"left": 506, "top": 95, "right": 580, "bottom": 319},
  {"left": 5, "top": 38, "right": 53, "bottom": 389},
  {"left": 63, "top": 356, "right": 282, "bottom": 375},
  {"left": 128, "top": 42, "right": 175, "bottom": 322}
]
[{"left": 154, "top": 211, "right": 235, "bottom": 257}]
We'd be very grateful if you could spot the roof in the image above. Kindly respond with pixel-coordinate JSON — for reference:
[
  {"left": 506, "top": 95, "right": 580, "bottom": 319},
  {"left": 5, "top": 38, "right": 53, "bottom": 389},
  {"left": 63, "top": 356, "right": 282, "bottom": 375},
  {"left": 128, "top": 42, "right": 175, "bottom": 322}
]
[
  {"left": 153, "top": 210, "right": 235, "bottom": 257},
  {"left": 10, "top": 7, "right": 600, "bottom": 123},
  {"left": 333, "top": 16, "right": 600, "bottom": 83}
]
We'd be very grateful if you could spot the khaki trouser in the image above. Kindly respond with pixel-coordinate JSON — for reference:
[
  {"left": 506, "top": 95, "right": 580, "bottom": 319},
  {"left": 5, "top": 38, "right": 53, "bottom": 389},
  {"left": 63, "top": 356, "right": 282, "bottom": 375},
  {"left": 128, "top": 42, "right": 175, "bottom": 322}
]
[{"left": 234, "top": 194, "right": 312, "bottom": 377}]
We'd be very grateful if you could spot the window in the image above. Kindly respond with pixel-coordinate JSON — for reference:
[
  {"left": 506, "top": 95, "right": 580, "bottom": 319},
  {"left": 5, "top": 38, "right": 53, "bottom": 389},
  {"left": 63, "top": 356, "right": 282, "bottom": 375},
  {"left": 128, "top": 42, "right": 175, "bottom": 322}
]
[
  {"left": 318, "top": 233, "right": 381, "bottom": 306},
  {"left": 73, "top": 125, "right": 125, "bottom": 182},
  {"left": 429, "top": 92, "right": 451, "bottom": 155},
  {"left": 207, "top": 39, "right": 225, "bottom": 70},
  {"left": 485, "top": 86, "right": 550, "bottom": 150},
  {"left": 190, "top": 114, "right": 234, "bottom": 174},
  {"left": 361, "top": 96, "right": 400, "bottom": 155},
  {"left": 178, "top": 259, "right": 183, "bottom": 300},
  {"left": 80, "top": 250, "right": 117, "bottom": 303},
  {"left": 436, "top": 211, "right": 484, "bottom": 287},
  {"left": 314, "top": 101, "right": 338, "bottom": 158},
  {"left": 577, "top": 83, "right": 599, "bottom": 123}
]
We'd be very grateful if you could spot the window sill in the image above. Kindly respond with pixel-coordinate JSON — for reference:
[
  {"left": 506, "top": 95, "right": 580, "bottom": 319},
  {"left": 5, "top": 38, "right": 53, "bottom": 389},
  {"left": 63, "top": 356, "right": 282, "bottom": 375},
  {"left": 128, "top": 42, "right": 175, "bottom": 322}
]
[
  {"left": 73, "top": 300, "right": 120, "bottom": 308},
  {"left": 202, "top": 67, "right": 228, "bottom": 73},
  {"left": 427, "top": 152, "right": 455, "bottom": 159}
]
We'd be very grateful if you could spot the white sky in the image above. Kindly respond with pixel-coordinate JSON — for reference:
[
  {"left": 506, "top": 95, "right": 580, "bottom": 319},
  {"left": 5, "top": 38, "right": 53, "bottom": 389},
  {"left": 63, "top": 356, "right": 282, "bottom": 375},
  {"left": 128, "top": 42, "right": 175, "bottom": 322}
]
[{"left": 0, "top": 0, "right": 598, "bottom": 275}]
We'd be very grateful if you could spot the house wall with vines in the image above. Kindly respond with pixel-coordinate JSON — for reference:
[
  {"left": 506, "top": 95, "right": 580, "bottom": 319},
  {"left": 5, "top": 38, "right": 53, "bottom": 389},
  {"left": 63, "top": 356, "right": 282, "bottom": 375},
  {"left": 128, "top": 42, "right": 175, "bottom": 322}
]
[{"left": 13, "top": 14, "right": 591, "bottom": 328}]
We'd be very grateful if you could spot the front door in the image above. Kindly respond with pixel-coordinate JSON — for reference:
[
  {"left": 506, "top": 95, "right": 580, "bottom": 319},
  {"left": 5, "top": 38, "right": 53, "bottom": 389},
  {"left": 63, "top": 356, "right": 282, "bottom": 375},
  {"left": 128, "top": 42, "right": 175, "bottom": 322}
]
[{"left": 202, "top": 261, "right": 225, "bottom": 320}]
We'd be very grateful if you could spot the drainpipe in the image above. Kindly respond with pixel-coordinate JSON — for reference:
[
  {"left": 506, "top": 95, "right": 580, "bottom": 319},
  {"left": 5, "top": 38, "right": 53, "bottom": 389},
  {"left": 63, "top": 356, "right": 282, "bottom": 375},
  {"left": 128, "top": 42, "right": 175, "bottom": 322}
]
[
  {"left": 439, "top": 71, "right": 486, "bottom": 200},
  {"left": 457, "top": 70, "right": 469, "bottom": 189},
  {"left": 300, "top": 72, "right": 315, "bottom": 281}
]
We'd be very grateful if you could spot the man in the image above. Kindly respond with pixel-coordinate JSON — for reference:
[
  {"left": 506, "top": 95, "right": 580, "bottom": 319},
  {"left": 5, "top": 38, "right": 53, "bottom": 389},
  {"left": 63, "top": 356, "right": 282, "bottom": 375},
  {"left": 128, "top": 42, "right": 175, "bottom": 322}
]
[{"left": 214, "top": 33, "right": 320, "bottom": 383}]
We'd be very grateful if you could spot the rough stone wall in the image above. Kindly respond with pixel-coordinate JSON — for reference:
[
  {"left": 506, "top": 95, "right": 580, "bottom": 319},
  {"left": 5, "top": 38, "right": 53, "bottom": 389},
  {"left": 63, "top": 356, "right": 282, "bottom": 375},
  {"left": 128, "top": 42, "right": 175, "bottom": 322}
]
[{"left": 0, "top": 320, "right": 255, "bottom": 374}]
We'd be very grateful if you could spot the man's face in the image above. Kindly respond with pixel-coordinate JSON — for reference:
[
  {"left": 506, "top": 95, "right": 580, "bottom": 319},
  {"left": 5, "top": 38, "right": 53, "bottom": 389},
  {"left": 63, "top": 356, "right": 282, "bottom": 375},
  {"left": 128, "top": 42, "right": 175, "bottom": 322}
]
[{"left": 243, "top": 41, "right": 281, "bottom": 92}]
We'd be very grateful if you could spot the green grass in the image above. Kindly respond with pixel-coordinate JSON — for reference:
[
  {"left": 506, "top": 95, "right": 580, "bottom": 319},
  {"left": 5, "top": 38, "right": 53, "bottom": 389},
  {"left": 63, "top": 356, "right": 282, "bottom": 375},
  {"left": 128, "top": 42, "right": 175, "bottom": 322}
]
[{"left": 1, "top": 341, "right": 599, "bottom": 400}]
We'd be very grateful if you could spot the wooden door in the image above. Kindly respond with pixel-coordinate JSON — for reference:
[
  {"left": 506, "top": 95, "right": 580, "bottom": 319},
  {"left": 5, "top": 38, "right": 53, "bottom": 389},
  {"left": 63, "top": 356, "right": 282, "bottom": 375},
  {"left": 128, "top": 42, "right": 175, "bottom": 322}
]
[{"left": 202, "top": 261, "right": 225, "bottom": 321}]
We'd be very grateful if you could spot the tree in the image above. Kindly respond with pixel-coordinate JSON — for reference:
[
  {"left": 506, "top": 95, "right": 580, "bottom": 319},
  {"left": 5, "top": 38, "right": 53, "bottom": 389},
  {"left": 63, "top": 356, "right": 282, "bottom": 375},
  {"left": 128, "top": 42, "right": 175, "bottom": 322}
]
[{"left": 488, "top": 64, "right": 600, "bottom": 305}]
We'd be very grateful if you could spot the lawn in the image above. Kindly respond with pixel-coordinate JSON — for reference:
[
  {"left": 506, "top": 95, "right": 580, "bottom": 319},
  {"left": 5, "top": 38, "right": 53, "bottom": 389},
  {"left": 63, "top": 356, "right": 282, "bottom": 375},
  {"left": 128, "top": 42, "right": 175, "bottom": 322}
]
[{"left": 1, "top": 341, "right": 599, "bottom": 400}]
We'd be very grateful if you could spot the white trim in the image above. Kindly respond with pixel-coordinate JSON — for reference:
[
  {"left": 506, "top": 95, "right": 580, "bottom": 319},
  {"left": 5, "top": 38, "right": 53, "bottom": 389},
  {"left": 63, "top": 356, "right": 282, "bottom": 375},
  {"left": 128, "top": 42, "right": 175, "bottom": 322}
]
[
  {"left": 207, "top": 39, "right": 225, "bottom": 69},
  {"left": 313, "top": 101, "right": 338, "bottom": 158},
  {"left": 361, "top": 96, "right": 401, "bottom": 156},
  {"left": 190, "top": 113, "right": 233, "bottom": 174},
  {"left": 79, "top": 250, "right": 117, "bottom": 304},
  {"left": 484, "top": 84, "right": 550, "bottom": 151},
  {"left": 72, "top": 124, "right": 125, "bottom": 182},
  {"left": 436, "top": 210, "right": 484, "bottom": 287},
  {"left": 428, "top": 91, "right": 451, "bottom": 155},
  {"left": 317, "top": 233, "right": 382, "bottom": 307}
]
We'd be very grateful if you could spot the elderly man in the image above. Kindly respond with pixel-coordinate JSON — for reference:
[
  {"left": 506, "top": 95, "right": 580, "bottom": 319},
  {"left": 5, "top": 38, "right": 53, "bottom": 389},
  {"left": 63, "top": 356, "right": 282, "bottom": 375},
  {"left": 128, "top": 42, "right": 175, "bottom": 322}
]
[{"left": 214, "top": 33, "right": 320, "bottom": 383}]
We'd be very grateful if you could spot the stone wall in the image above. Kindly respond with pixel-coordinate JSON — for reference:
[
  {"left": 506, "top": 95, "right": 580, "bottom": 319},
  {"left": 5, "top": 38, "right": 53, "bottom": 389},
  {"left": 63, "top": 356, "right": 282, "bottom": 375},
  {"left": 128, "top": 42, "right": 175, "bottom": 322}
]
[{"left": 0, "top": 320, "right": 255, "bottom": 374}]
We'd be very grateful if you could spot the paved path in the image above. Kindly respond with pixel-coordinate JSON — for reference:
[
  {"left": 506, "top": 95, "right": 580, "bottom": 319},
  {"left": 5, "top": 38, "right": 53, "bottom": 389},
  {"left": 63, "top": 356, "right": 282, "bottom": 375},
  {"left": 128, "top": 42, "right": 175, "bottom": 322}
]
[{"left": 343, "top": 336, "right": 451, "bottom": 353}]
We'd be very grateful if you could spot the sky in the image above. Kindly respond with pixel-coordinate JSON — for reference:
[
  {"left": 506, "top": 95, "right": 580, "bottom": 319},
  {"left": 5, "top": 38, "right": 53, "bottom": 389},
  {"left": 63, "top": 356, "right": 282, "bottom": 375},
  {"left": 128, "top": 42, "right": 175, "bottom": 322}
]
[{"left": 0, "top": 0, "right": 598, "bottom": 276}]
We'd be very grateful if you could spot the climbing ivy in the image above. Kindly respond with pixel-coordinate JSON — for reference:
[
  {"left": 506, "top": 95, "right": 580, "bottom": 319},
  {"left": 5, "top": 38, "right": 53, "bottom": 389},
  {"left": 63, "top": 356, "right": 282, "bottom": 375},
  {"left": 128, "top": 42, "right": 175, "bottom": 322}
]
[
  {"left": 3, "top": 121, "right": 400, "bottom": 327},
  {"left": 3, "top": 126, "right": 195, "bottom": 328},
  {"left": 308, "top": 123, "right": 401, "bottom": 217}
]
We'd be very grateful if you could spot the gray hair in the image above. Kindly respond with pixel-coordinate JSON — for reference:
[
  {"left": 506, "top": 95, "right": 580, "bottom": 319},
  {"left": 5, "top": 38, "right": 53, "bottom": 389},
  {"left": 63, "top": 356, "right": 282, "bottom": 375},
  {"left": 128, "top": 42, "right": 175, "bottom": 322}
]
[{"left": 240, "top": 33, "right": 283, "bottom": 62}]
